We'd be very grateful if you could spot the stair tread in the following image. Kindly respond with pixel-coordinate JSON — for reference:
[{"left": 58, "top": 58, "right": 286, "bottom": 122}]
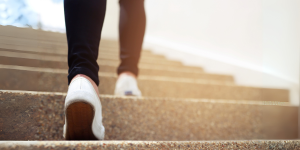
[
  {"left": 0, "top": 46, "right": 205, "bottom": 71},
  {"left": 0, "top": 35, "right": 140, "bottom": 52},
  {"left": 0, "top": 90, "right": 297, "bottom": 141},
  {"left": 0, "top": 27, "right": 117, "bottom": 47},
  {"left": 0, "top": 26, "right": 118, "bottom": 47},
  {"left": 0, "top": 43, "right": 160, "bottom": 57},
  {"left": 1, "top": 140, "right": 300, "bottom": 149},
  {"left": 0, "top": 58, "right": 204, "bottom": 73},
  {"left": 0, "top": 64, "right": 230, "bottom": 84},
  {"left": 0, "top": 65, "right": 289, "bottom": 102},
  {"left": 0, "top": 49, "right": 184, "bottom": 67},
  {"left": 0, "top": 56, "right": 233, "bottom": 81},
  {"left": 0, "top": 48, "right": 167, "bottom": 60}
]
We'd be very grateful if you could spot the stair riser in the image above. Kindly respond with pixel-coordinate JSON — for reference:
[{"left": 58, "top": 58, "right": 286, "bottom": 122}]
[
  {"left": 0, "top": 48, "right": 168, "bottom": 62},
  {"left": 0, "top": 43, "right": 154, "bottom": 56},
  {"left": 0, "top": 47, "right": 167, "bottom": 62},
  {"left": 0, "top": 68, "right": 288, "bottom": 102},
  {"left": 0, "top": 43, "right": 119, "bottom": 55},
  {"left": 0, "top": 57, "right": 234, "bottom": 82},
  {"left": 0, "top": 57, "right": 203, "bottom": 74},
  {"left": 0, "top": 35, "right": 118, "bottom": 49},
  {"left": 0, "top": 29, "right": 68, "bottom": 43},
  {"left": 0, "top": 91, "right": 296, "bottom": 140},
  {"left": 0, "top": 53, "right": 202, "bottom": 72},
  {"left": 0, "top": 26, "right": 117, "bottom": 47},
  {"left": 0, "top": 51, "right": 183, "bottom": 67},
  {"left": 0, "top": 47, "right": 201, "bottom": 70}
]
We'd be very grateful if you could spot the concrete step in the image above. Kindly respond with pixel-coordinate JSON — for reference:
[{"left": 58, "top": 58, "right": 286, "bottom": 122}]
[
  {"left": 0, "top": 50, "right": 184, "bottom": 67},
  {"left": 0, "top": 50, "right": 204, "bottom": 72},
  {"left": 0, "top": 40, "right": 181, "bottom": 68},
  {"left": 0, "top": 56, "right": 233, "bottom": 82},
  {"left": 0, "top": 33, "right": 149, "bottom": 54},
  {"left": 0, "top": 25, "right": 67, "bottom": 42},
  {"left": 1, "top": 141, "right": 300, "bottom": 150},
  {"left": 0, "top": 90, "right": 297, "bottom": 140},
  {"left": 0, "top": 26, "right": 122, "bottom": 49},
  {"left": 0, "top": 38, "right": 149, "bottom": 54},
  {"left": 0, "top": 47, "right": 167, "bottom": 60},
  {"left": 0, "top": 33, "right": 196, "bottom": 69},
  {"left": 0, "top": 25, "right": 117, "bottom": 48},
  {"left": 0, "top": 36, "right": 67, "bottom": 49},
  {"left": 0, "top": 35, "right": 158, "bottom": 58},
  {"left": 0, "top": 65, "right": 289, "bottom": 102},
  {"left": 4, "top": 141, "right": 300, "bottom": 150}
]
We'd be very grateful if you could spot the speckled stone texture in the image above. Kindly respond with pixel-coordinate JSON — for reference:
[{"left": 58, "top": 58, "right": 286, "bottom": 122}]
[
  {"left": 0, "top": 49, "right": 185, "bottom": 68},
  {"left": 1, "top": 140, "right": 300, "bottom": 150},
  {"left": 0, "top": 46, "right": 166, "bottom": 59},
  {"left": 0, "top": 32, "right": 161, "bottom": 62},
  {"left": 0, "top": 26, "right": 206, "bottom": 73},
  {"left": 0, "top": 26, "right": 66, "bottom": 43},
  {"left": 0, "top": 67, "right": 289, "bottom": 102},
  {"left": 0, "top": 91, "right": 297, "bottom": 140},
  {"left": 0, "top": 54, "right": 203, "bottom": 73},
  {"left": 0, "top": 55, "right": 205, "bottom": 76},
  {"left": 0, "top": 55, "right": 235, "bottom": 82},
  {"left": 0, "top": 34, "right": 117, "bottom": 53},
  {"left": 0, "top": 49, "right": 183, "bottom": 66}
]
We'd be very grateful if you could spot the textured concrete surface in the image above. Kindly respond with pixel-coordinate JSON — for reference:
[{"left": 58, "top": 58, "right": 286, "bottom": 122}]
[
  {"left": 0, "top": 33, "right": 117, "bottom": 50},
  {"left": 0, "top": 50, "right": 204, "bottom": 74},
  {"left": 0, "top": 56, "right": 234, "bottom": 82},
  {"left": 0, "top": 66, "right": 288, "bottom": 102},
  {"left": 0, "top": 90, "right": 297, "bottom": 140},
  {"left": 0, "top": 57, "right": 204, "bottom": 74},
  {"left": 0, "top": 45, "right": 175, "bottom": 64},
  {"left": 0, "top": 35, "right": 150, "bottom": 55},
  {"left": 1, "top": 140, "right": 300, "bottom": 150},
  {"left": 0, "top": 34, "right": 162, "bottom": 61},
  {"left": 0, "top": 47, "right": 184, "bottom": 67},
  {"left": 0, "top": 45, "right": 165, "bottom": 59},
  {"left": 0, "top": 25, "right": 68, "bottom": 43},
  {"left": 0, "top": 48, "right": 176, "bottom": 64}
]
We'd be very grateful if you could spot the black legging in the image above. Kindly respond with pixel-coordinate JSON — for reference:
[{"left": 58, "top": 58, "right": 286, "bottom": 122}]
[{"left": 64, "top": 0, "right": 146, "bottom": 86}]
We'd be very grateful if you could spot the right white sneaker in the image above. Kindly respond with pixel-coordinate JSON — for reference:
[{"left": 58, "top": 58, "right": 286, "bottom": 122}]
[
  {"left": 114, "top": 74, "right": 142, "bottom": 96},
  {"left": 63, "top": 76, "right": 105, "bottom": 140}
]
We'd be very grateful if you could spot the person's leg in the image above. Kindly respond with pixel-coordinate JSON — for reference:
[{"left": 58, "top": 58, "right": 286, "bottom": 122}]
[
  {"left": 65, "top": 0, "right": 106, "bottom": 87},
  {"left": 63, "top": 0, "right": 106, "bottom": 140},
  {"left": 114, "top": 0, "right": 146, "bottom": 96},
  {"left": 117, "top": 0, "right": 146, "bottom": 77}
]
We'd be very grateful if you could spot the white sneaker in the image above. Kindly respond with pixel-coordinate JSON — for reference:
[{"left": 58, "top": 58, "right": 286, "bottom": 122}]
[
  {"left": 114, "top": 74, "right": 142, "bottom": 96},
  {"left": 63, "top": 77, "right": 105, "bottom": 140}
]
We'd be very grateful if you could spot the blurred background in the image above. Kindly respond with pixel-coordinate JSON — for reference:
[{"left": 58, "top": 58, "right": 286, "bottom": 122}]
[{"left": 0, "top": 0, "right": 299, "bottom": 105}]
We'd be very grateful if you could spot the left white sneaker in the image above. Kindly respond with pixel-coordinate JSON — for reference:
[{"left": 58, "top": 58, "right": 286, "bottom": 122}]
[
  {"left": 114, "top": 74, "right": 142, "bottom": 96},
  {"left": 63, "top": 76, "right": 105, "bottom": 140}
]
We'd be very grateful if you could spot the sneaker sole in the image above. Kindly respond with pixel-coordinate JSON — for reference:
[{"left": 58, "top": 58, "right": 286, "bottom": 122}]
[{"left": 65, "top": 102, "right": 98, "bottom": 140}]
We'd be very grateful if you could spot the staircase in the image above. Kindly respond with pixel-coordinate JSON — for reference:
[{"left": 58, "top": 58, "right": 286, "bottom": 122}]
[{"left": 0, "top": 25, "right": 298, "bottom": 149}]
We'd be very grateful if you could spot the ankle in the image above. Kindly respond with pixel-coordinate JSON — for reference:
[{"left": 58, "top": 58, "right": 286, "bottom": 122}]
[
  {"left": 118, "top": 71, "right": 137, "bottom": 79},
  {"left": 71, "top": 74, "right": 99, "bottom": 96}
]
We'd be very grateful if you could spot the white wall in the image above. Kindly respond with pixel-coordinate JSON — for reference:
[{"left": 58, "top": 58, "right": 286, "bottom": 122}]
[
  {"left": 102, "top": 0, "right": 300, "bottom": 105},
  {"left": 101, "top": 0, "right": 119, "bottom": 39}
]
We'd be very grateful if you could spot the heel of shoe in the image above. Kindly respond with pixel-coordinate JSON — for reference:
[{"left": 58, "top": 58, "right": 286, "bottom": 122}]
[{"left": 65, "top": 102, "right": 98, "bottom": 140}]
